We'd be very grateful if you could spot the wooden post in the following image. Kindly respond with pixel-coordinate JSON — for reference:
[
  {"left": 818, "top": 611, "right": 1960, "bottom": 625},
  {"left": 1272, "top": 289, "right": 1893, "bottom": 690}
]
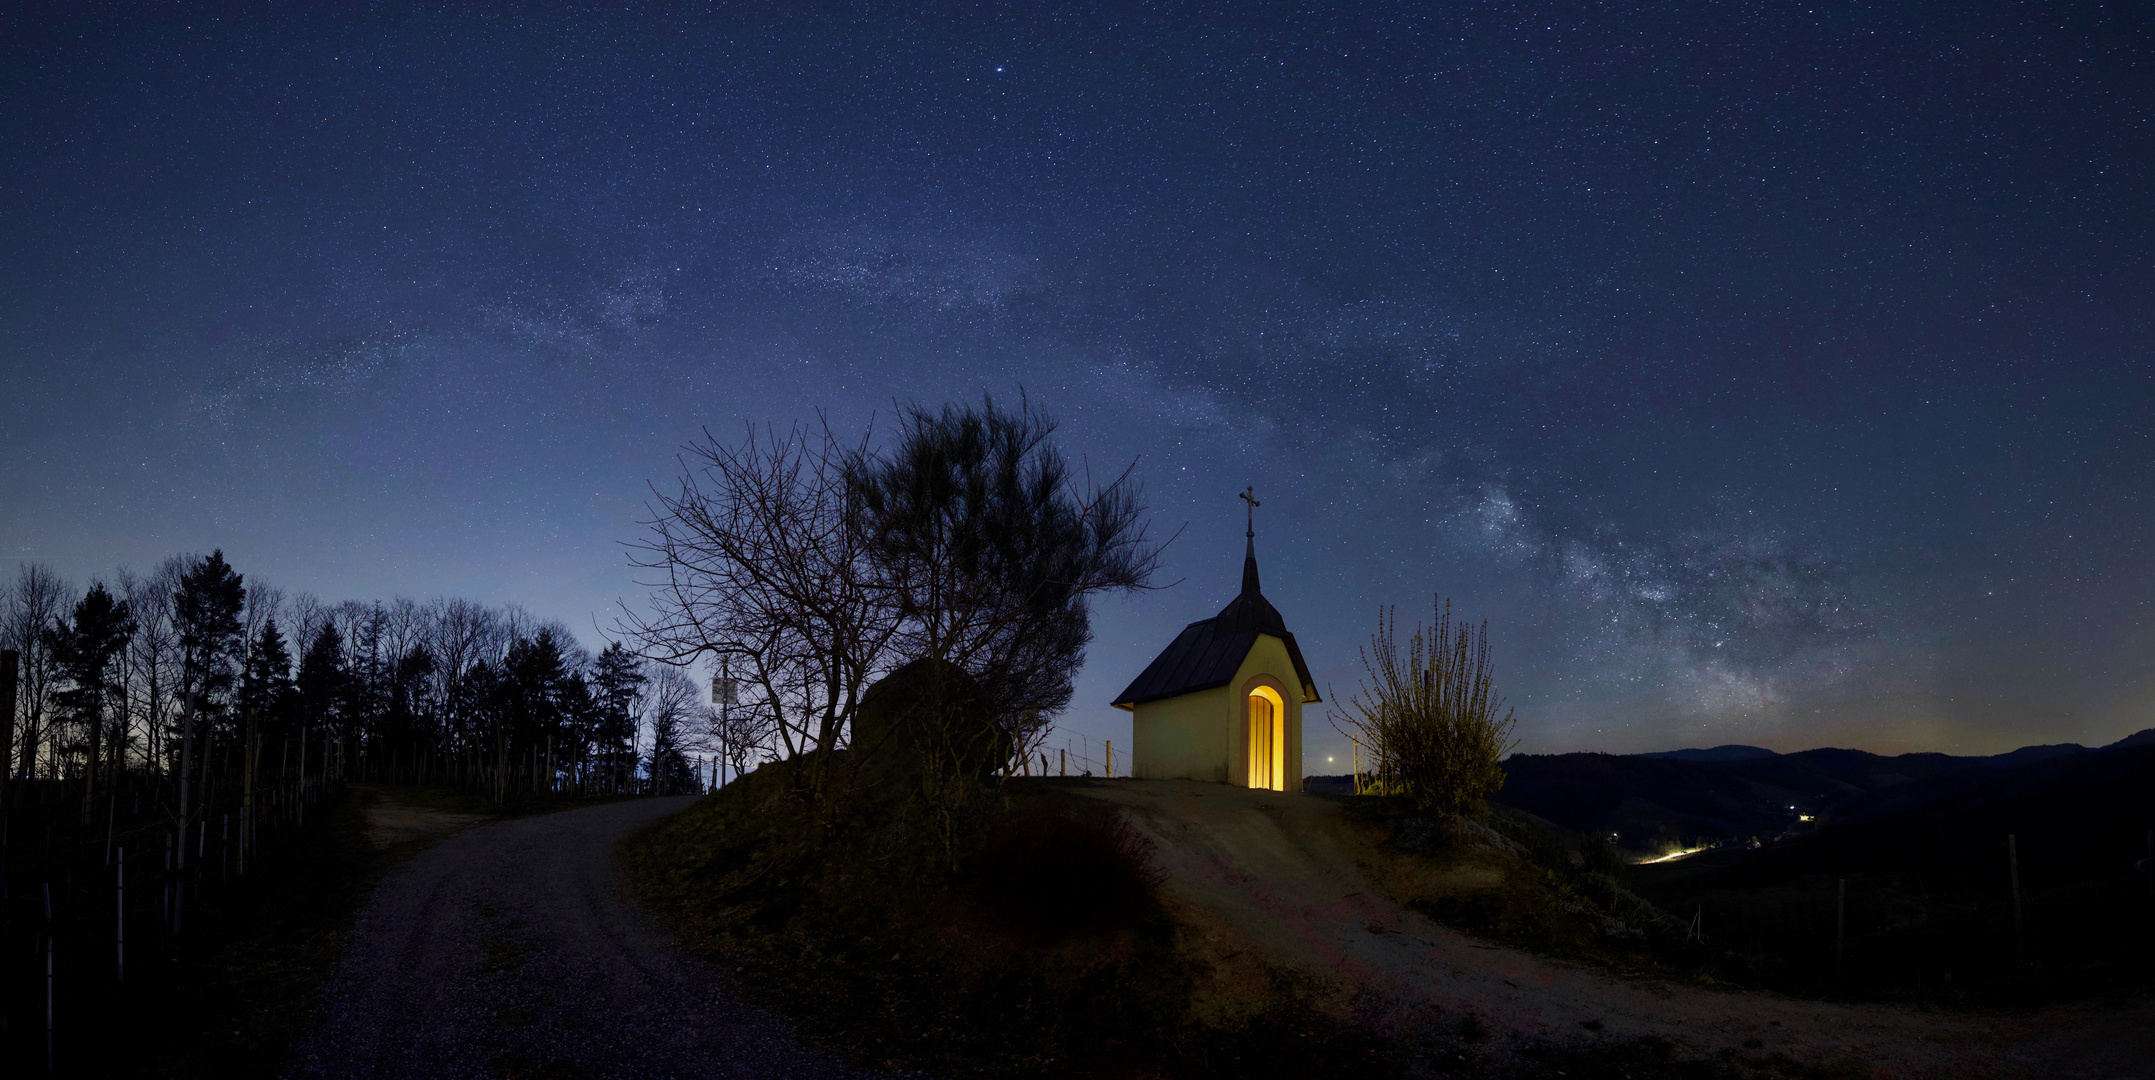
[
  {"left": 45, "top": 881, "right": 55, "bottom": 1072},
  {"left": 2009, "top": 833, "right": 2025, "bottom": 967},
  {"left": 117, "top": 845, "right": 125, "bottom": 984},
  {"left": 1835, "top": 878, "right": 1847, "bottom": 984},
  {"left": 242, "top": 716, "right": 256, "bottom": 877},
  {"left": 1060, "top": 747, "right": 1066, "bottom": 777},
  {"left": 1106, "top": 740, "right": 1113, "bottom": 778}
]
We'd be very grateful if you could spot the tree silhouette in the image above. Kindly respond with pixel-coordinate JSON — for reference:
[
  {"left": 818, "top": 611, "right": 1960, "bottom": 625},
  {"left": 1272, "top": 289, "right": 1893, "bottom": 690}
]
[
  {"left": 44, "top": 582, "right": 135, "bottom": 807},
  {"left": 174, "top": 550, "right": 244, "bottom": 853},
  {"left": 297, "top": 622, "right": 352, "bottom": 742},
  {"left": 848, "top": 395, "right": 1165, "bottom": 756},
  {"left": 239, "top": 617, "right": 296, "bottom": 739}
]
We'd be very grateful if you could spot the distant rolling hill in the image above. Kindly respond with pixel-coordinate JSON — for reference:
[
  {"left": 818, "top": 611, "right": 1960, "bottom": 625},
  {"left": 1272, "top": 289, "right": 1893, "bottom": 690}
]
[
  {"left": 1487, "top": 730, "right": 2155, "bottom": 1000},
  {"left": 1618, "top": 738, "right": 2155, "bottom": 998},
  {"left": 1655, "top": 740, "right": 2155, "bottom": 890},
  {"left": 1493, "top": 728, "right": 2155, "bottom": 851},
  {"left": 1635, "top": 744, "right": 1779, "bottom": 763}
]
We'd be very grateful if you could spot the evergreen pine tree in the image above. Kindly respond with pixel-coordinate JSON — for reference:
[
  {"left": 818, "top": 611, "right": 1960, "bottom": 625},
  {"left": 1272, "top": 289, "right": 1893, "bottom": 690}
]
[
  {"left": 45, "top": 582, "right": 135, "bottom": 801},
  {"left": 297, "top": 622, "right": 351, "bottom": 739},
  {"left": 175, "top": 551, "right": 246, "bottom": 720},
  {"left": 174, "top": 550, "right": 244, "bottom": 842},
  {"left": 239, "top": 617, "right": 296, "bottom": 737},
  {"left": 590, "top": 642, "right": 645, "bottom": 785}
]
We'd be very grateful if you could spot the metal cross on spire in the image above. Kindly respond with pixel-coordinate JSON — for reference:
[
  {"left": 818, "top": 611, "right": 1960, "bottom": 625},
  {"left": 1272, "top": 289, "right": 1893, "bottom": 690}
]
[{"left": 1240, "top": 485, "right": 1260, "bottom": 538}]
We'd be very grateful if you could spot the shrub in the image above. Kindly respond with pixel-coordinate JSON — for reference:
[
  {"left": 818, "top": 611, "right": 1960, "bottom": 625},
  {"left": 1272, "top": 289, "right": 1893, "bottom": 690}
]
[
  {"left": 1579, "top": 833, "right": 1632, "bottom": 875},
  {"left": 1332, "top": 598, "right": 1518, "bottom": 815}
]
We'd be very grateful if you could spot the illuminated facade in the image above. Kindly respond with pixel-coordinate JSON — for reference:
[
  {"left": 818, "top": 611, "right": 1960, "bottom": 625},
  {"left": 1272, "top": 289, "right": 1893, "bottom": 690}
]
[{"left": 1111, "top": 534, "right": 1319, "bottom": 790}]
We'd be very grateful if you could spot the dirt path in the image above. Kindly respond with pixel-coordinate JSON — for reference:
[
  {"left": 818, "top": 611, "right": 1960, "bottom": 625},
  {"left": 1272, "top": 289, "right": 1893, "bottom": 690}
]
[
  {"left": 1079, "top": 780, "right": 2155, "bottom": 1080},
  {"left": 284, "top": 796, "right": 867, "bottom": 1080}
]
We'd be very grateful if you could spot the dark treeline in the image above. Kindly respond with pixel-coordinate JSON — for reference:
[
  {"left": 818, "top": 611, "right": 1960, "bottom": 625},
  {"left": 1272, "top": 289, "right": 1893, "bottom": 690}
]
[
  {"left": 3, "top": 554, "right": 704, "bottom": 802},
  {"left": 1, "top": 550, "right": 708, "bottom": 1075}
]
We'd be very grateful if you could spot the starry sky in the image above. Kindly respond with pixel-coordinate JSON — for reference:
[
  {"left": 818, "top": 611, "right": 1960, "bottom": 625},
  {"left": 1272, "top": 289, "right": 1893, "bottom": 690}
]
[{"left": 4, "top": 3, "right": 2151, "bottom": 761}]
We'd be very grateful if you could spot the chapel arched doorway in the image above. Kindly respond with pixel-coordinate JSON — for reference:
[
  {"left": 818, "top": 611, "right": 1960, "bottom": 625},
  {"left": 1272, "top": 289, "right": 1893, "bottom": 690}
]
[{"left": 1246, "top": 684, "right": 1285, "bottom": 791}]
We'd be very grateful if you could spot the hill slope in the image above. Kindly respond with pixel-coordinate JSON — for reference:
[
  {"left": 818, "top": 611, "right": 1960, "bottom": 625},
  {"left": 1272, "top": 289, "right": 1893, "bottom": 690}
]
[{"left": 1066, "top": 780, "right": 2154, "bottom": 1079}]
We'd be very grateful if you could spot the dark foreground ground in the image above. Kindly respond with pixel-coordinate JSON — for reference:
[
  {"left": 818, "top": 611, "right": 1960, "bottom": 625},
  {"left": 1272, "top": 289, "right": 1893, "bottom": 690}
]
[{"left": 283, "top": 797, "right": 866, "bottom": 1080}]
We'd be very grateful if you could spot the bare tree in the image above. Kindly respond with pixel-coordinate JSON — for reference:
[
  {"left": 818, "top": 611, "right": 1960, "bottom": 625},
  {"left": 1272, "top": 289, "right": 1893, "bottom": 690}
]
[
  {"left": 624, "top": 421, "right": 900, "bottom": 770},
  {"left": 122, "top": 559, "right": 185, "bottom": 775},
  {"left": 705, "top": 697, "right": 771, "bottom": 787},
  {"left": 642, "top": 666, "right": 701, "bottom": 794},
  {"left": 4, "top": 562, "right": 69, "bottom": 778},
  {"left": 425, "top": 596, "right": 498, "bottom": 726},
  {"left": 382, "top": 597, "right": 428, "bottom": 670},
  {"left": 245, "top": 584, "right": 286, "bottom": 657},
  {"left": 626, "top": 401, "right": 1168, "bottom": 781},
  {"left": 287, "top": 591, "right": 329, "bottom": 668}
]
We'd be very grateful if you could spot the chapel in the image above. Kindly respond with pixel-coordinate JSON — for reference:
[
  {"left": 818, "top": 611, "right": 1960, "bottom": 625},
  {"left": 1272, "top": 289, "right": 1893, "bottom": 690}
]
[{"left": 1112, "top": 494, "right": 1319, "bottom": 790}]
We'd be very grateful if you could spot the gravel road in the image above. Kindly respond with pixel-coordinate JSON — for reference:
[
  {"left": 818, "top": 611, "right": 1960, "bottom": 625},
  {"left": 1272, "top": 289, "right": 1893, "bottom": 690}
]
[{"left": 285, "top": 796, "right": 865, "bottom": 1080}]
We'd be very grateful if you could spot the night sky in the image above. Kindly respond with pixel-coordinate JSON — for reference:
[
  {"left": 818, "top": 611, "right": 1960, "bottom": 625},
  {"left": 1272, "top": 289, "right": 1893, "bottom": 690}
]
[{"left": 4, "top": 4, "right": 2151, "bottom": 762}]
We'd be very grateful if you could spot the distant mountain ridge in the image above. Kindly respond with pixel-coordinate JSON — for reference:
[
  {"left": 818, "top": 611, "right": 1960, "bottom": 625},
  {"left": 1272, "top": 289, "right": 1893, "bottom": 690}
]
[
  {"left": 1495, "top": 727, "right": 2155, "bottom": 849},
  {"left": 2107, "top": 726, "right": 2155, "bottom": 750},
  {"left": 1635, "top": 744, "right": 1778, "bottom": 763}
]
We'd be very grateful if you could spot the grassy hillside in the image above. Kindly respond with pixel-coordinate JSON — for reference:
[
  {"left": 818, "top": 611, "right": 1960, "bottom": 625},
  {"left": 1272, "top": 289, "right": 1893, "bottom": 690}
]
[
  {"left": 621, "top": 756, "right": 1395, "bottom": 1078},
  {"left": 623, "top": 756, "right": 1915, "bottom": 1078}
]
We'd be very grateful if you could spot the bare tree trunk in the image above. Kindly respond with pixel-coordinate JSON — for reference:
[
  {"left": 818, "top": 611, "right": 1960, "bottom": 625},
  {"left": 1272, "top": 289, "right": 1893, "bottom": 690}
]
[
  {"left": 82, "top": 693, "right": 106, "bottom": 818},
  {"left": 176, "top": 685, "right": 196, "bottom": 873},
  {"left": 1, "top": 649, "right": 16, "bottom": 789},
  {"left": 242, "top": 711, "right": 256, "bottom": 875}
]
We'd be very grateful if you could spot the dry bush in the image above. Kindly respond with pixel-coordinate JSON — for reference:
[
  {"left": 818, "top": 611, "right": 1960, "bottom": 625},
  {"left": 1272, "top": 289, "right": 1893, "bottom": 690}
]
[{"left": 1333, "top": 598, "right": 1517, "bottom": 816}]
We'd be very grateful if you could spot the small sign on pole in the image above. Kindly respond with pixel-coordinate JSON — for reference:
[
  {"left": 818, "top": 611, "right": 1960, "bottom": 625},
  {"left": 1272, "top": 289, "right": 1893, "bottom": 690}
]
[{"left": 711, "top": 677, "right": 739, "bottom": 706}]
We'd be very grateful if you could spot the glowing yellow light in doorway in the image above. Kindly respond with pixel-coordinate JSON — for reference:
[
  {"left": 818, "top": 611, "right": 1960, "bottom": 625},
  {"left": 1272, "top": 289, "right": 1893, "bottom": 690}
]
[{"left": 1246, "top": 685, "right": 1285, "bottom": 791}]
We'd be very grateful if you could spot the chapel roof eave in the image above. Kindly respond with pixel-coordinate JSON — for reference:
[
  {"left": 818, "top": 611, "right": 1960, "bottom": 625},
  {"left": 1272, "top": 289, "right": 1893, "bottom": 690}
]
[
  {"left": 1109, "top": 620, "right": 1320, "bottom": 709},
  {"left": 1110, "top": 527, "right": 1319, "bottom": 710}
]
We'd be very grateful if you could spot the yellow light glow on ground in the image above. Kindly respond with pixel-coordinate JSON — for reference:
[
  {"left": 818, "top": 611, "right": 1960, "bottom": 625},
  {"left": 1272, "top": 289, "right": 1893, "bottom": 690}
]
[{"left": 1639, "top": 845, "right": 1712, "bottom": 865}]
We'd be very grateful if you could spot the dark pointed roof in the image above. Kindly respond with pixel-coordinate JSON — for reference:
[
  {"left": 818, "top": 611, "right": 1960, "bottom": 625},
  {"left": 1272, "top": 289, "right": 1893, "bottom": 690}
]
[{"left": 1111, "top": 537, "right": 1319, "bottom": 709}]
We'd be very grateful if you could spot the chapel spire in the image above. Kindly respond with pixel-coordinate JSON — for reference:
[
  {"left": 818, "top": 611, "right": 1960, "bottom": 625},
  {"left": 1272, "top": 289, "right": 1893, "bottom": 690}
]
[{"left": 1239, "top": 486, "right": 1262, "bottom": 595}]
